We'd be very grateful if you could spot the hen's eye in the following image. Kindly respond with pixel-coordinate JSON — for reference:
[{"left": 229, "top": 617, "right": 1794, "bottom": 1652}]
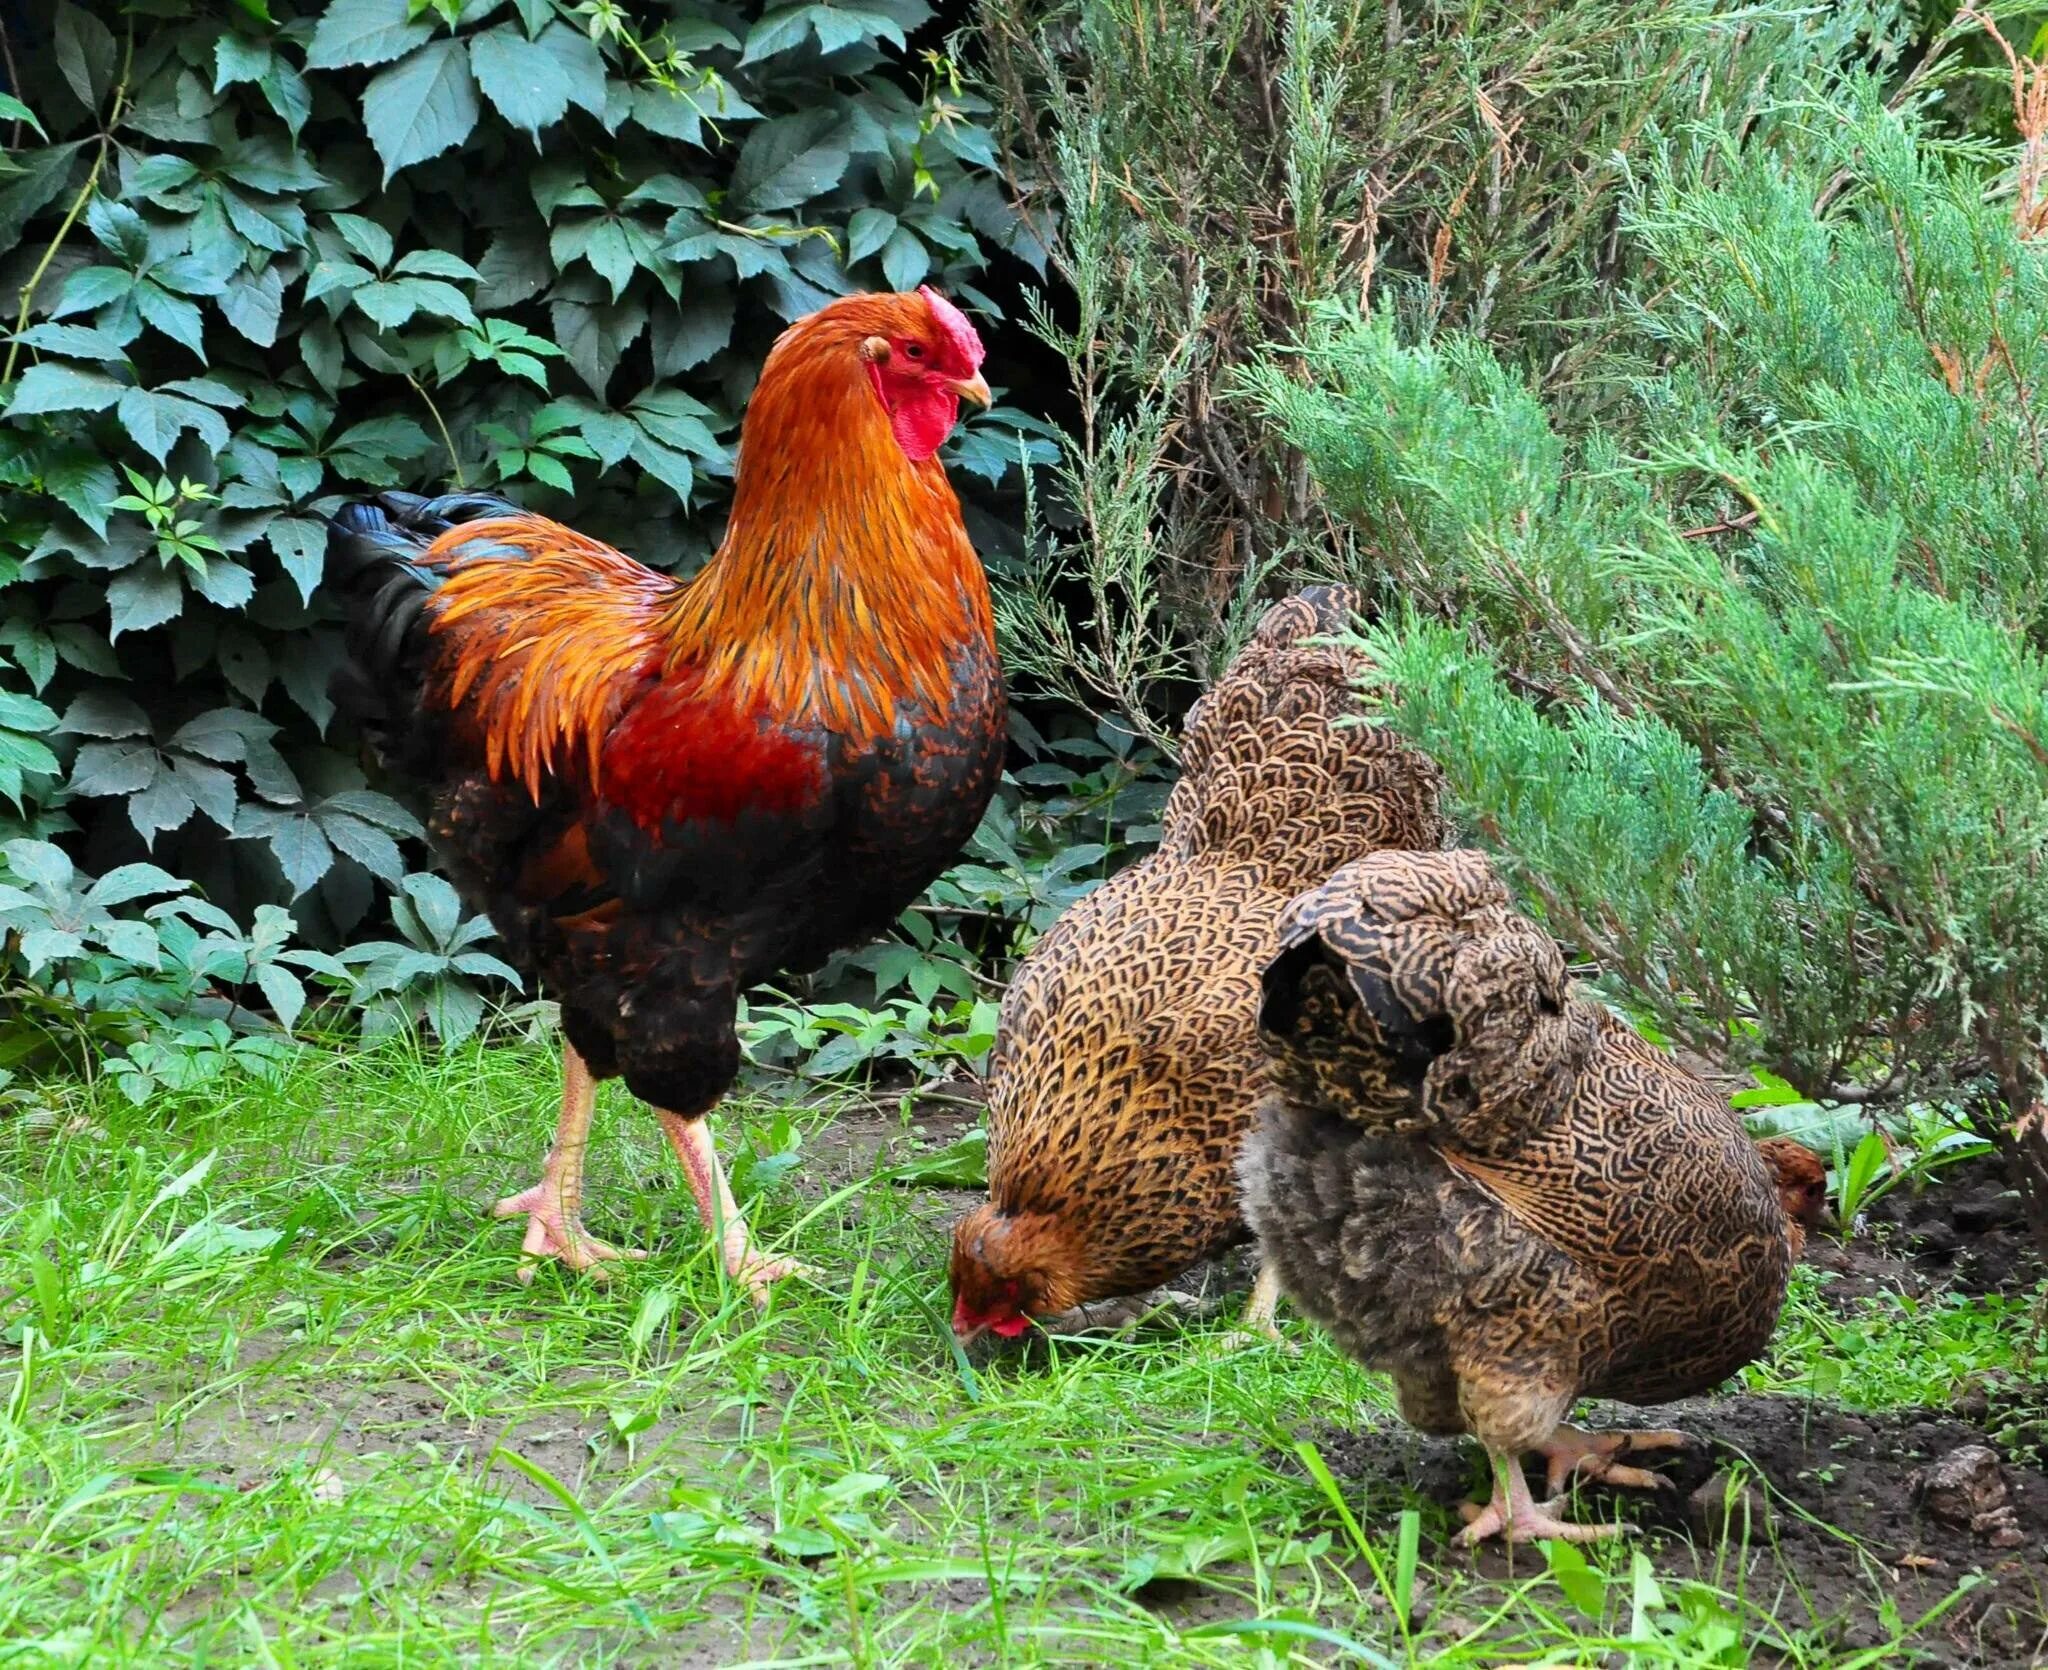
[{"left": 903, "top": 341, "right": 926, "bottom": 360}]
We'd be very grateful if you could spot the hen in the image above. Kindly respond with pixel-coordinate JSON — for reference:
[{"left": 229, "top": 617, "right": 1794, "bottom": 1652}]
[
  {"left": 950, "top": 588, "right": 1446, "bottom": 1342},
  {"left": 1239, "top": 849, "right": 1826, "bottom": 1544},
  {"left": 328, "top": 288, "right": 1003, "bottom": 1299}
]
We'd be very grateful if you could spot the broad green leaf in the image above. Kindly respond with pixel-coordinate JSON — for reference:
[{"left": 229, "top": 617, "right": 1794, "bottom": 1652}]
[
  {"left": 67, "top": 740, "right": 157, "bottom": 798},
  {"left": 106, "top": 563, "right": 185, "bottom": 639},
  {"left": 58, "top": 689, "right": 148, "bottom": 737},
  {"left": 87, "top": 862, "right": 187, "bottom": 909},
  {"left": 54, "top": 4, "right": 117, "bottom": 109},
  {"left": 729, "top": 111, "right": 850, "bottom": 214},
  {"left": 118, "top": 387, "right": 229, "bottom": 462},
  {"left": 214, "top": 32, "right": 273, "bottom": 91},
  {"left": 879, "top": 226, "right": 929, "bottom": 292},
  {"left": 51, "top": 264, "right": 135, "bottom": 317},
  {"left": 268, "top": 517, "right": 327, "bottom": 603},
  {"left": 400, "top": 871, "right": 463, "bottom": 946},
  {"left": 0, "top": 94, "right": 46, "bottom": 140},
  {"left": 127, "top": 773, "right": 199, "bottom": 842},
  {"left": 846, "top": 207, "right": 896, "bottom": 266},
  {"left": 331, "top": 212, "right": 396, "bottom": 269},
  {"left": 362, "top": 40, "right": 481, "bottom": 183},
  {"left": 6, "top": 364, "right": 124, "bottom": 417},
  {"left": 306, "top": 0, "right": 434, "bottom": 70},
  {"left": 469, "top": 23, "right": 573, "bottom": 137},
  {"left": 219, "top": 264, "right": 285, "bottom": 346},
  {"left": 134, "top": 282, "right": 209, "bottom": 360},
  {"left": 254, "top": 961, "right": 307, "bottom": 1033}
]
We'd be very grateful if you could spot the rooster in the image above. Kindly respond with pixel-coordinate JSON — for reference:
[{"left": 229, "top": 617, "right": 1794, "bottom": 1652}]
[{"left": 327, "top": 288, "right": 1003, "bottom": 1299}]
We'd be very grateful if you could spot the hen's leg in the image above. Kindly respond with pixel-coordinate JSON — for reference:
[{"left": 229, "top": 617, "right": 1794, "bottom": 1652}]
[
  {"left": 492, "top": 1043, "right": 648, "bottom": 1280},
  {"left": 657, "top": 1111, "right": 807, "bottom": 1304},
  {"left": 1538, "top": 1424, "right": 1690, "bottom": 1496},
  {"left": 1218, "top": 1263, "right": 1301, "bottom": 1353},
  {"left": 1456, "top": 1449, "right": 1627, "bottom": 1547}
]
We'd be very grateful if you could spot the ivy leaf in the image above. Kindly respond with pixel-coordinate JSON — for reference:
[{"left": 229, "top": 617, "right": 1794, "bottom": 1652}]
[
  {"left": 629, "top": 432, "right": 695, "bottom": 505},
  {"left": 215, "top": 32, "right": 274, "bottom": 91},
  {"left": 54, "top": 4, "right": 118, "bottom": 109},
  {"left": 5, "top": 364, "right": 125, "bottom": 416},
  {"left": 0, "top": 94, "right": 47, "bottom": 141},
  {"left": 128, "top": 773, "right": 198, "bottom": 843},
  {"left": 879, "top": 226, "right": 929, "bottom": 292},
  {"left": 846, "top": 207, "right": 896, "bottom": 266},
  {"left": 67, "top": 739, "right": 157, "bottom": 797},
  {"left": 306, "top": 0, "right": 435, "bottom": 71},
  {"left": 42, "top": 450, "right": 119, "bottom": 536},
  {"left": 236, "top": 805, "right": 336, "bottom": 896},
  {"left": 106, "top": 564, "right": 185, "bottom": 639},
  {"left": 551, "top": 293, "right": 648, "bottom": 399},
  {"left": 189, "top": 559, "right": 256, "bottom": 611},
  {"left": 58, "top": 689, "right": 149, "bottom": 737},
  {"left": 362, "top": 39, "right": 481, "bottom": 183},
  {"left": 118, "top": 387, "right": 230, "bottom": 462},
  {"left": 52, "top": 264, "right": 136, "bottom": 317},
  {"left": 630, "top": 387, "right": 725, "bottom": 461},
  {"left": 134, "top": 281, "right": 209, "bottom": 360},
  {"left": 268, "top": 517, "right": 327, "bottom": 603},
  {"left": 330, "top": 211, "right": 395, "bottom": 269},
  {"left": 468, "top": 23, "right": 573, "bottom": 137},
  {"left": 220, "top": 264, "right": 285, "bottom": 346},
  {"left": 729, "top": 112, "right": 851, "bottom": 214}
]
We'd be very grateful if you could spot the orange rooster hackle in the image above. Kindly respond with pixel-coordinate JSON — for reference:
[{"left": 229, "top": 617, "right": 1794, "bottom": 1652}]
[{"left": 411, "top": 290, "right": 997, "bottom": 815}]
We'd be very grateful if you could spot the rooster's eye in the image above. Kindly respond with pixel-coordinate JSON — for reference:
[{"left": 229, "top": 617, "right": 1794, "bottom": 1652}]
[{"left": 903, "top": 341, "right": 925, "bottom": 360}]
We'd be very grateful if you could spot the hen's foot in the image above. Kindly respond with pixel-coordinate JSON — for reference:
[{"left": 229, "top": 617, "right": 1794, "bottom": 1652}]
[
  {"left": 1456, "top": 1493, "right": 1627, "bottom": 1547},
  {"left": 491, "top": 1183, "right": 647, "bottom": 1282},
  {"left": 1539, "top": 1425, "right": 1691, "bottom": 1497},
  {"left": 1456, "top": 1446, "right": 1632, "bottom": 1547}
]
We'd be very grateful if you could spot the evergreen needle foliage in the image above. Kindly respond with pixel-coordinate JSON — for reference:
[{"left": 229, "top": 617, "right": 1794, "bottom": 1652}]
[
  {"left": 1246, "top": 78, "right": 2048, "bottom": 1233},
  {"left": 977, "top": 0, "right": 1911, "bottom": 713}
]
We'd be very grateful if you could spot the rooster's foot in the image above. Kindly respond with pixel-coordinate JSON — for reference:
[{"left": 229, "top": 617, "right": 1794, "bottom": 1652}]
[
  {"left": 1539, "top": 1425, "right": 1690, "bottom": 1497},
  {"left": 727, "top": 1245, "right": 810, "bottom": 1305},
  {"left": 492, "top": 1184, "right": 647, "bottom": 1283}
]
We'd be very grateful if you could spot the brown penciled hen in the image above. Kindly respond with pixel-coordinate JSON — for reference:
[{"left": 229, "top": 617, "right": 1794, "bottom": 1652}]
[
  {"left": 1238, "top": 849, "right": 1828, "bottom": 1545},
  {"left": 950, "top": 587, "right": 1447, "bottom": 1344}
]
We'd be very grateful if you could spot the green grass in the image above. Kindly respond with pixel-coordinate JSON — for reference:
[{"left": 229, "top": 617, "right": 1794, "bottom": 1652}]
[{"left": 0, "top": 1041, "right": 2036, "bottom": 1667}]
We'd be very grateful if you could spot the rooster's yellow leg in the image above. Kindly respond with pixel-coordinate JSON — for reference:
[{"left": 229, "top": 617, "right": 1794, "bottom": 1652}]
[
  {"left": 1538, "top": 1424, "right": 1690, "bottom": 1496},
  {"left": 657, "top": 1111, "right": 808, "bottom": 1304},
  {"left": 1456, "top": 1450, "right": 1627, "bottom": 1547},
  {"left": 492, "top": 1043, "right": 648, "bottom": 1281}
]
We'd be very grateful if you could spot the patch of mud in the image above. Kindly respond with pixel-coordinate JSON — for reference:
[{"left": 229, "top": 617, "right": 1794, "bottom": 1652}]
[
  {"left": 1311, "top": 1394, "right": 2048, "bottom": 1667},
  {"left": 1808, "top": 1154, "right": 2043, "bottom": 1304}
]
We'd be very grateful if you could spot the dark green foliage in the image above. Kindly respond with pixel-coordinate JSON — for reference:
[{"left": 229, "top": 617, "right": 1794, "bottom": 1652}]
[{"left": 0, "top": 0, "right": 1043, "bottom": 957}]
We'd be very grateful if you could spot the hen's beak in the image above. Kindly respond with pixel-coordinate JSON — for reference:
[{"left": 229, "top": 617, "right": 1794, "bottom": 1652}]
[{"left": 950, "top": 372, "right": 992, "bottom": 409}]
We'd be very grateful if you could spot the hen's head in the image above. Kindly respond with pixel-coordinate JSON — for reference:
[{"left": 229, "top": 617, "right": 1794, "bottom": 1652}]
[
  {"left": 948, "top": 1204, "right": 1080, "bottom": 1342},
  {"left": 762, "top": 286, "right": 989, "bottom": 462},
  {"left": 1753, "top": 1136, "right": 1834, "bottom": 1254}
]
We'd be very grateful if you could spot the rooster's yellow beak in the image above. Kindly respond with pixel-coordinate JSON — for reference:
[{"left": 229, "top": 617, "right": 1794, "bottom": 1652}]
[{"left": 950, "top": 373, "right": 992, "bottom": 409}]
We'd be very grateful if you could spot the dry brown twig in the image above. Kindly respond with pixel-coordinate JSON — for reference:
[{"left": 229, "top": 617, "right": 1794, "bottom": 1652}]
[{"left": 1961, "top": 9, "right": 2048, "bottom": 238}]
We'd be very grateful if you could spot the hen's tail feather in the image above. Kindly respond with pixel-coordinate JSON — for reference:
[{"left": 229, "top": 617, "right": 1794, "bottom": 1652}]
[
  {"left": 326, "top": 490, "right": 524, "bottom": 772},
  {"left": 1160, "top": 585, "right": 1446, "bottom": 881}
]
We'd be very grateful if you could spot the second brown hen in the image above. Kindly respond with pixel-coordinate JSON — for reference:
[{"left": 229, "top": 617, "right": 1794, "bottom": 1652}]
[
  {"left": 950, "top": 587, "right": 1446, "bottom": 1343},
  {"left": 1239, "top": 849, "right": 1822, "bottom": 1543}
]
